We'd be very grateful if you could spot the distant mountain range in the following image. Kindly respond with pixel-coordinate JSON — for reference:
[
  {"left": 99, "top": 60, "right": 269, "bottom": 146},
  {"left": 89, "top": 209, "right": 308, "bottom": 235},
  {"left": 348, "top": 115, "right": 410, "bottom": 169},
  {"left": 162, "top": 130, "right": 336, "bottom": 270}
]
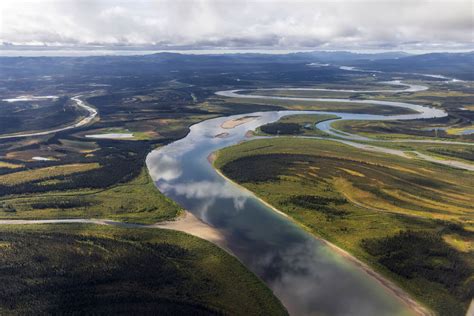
[
  {"left": 1, "top": 49, "right": 472, "bottom": 80},
  {"left": 344, "top": 52, "right": 474, "bottom": 80}
]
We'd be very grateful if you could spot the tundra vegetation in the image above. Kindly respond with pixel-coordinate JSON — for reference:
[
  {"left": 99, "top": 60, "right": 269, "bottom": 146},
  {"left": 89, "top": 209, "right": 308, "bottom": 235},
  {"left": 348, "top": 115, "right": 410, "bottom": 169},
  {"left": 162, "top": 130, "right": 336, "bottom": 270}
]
[
  {"left": 215, "top": 137, "right": 473, "bottom": 316},
  {"left": 256, "top": 114, "right": 338, "bottom": 137},
  {"left": 0, "top": 224, "right": 286, "bottom": 315},
  {"left": 0, "top": 52, "right": 473, "bottom": 314}
]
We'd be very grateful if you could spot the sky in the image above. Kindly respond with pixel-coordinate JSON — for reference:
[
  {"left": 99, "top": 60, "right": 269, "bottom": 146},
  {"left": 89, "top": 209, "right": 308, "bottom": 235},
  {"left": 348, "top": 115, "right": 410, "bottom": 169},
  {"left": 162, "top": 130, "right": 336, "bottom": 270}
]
[{"left": 0, "top": 0, "right": 473, "bottom": 52}]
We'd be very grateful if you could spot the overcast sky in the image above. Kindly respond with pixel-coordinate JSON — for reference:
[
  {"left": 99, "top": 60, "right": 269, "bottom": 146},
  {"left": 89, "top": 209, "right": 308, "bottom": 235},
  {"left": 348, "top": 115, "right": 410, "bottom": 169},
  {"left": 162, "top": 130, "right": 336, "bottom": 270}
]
[{"left": 0, "top": 0, "right": 472, "bottom": 51}]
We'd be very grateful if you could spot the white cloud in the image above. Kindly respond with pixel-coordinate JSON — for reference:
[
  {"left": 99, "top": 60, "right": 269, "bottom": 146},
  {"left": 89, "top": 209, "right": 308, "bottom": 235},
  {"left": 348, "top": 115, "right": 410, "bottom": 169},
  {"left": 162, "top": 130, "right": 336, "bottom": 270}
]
[{"left": 0, "top": 0, "right": 472, "bottom": 50}]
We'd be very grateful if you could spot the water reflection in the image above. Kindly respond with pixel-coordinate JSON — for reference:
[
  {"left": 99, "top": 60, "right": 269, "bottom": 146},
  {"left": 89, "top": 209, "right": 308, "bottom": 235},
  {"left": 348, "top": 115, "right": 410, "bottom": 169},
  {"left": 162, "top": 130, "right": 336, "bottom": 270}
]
[{"left": 146, "top": 100, "right": 437, "bottom": 315}]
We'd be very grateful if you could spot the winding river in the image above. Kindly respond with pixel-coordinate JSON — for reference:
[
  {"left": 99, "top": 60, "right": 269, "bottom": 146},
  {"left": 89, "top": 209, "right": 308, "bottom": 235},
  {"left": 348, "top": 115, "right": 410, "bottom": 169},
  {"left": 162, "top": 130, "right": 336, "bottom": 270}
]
[
  {"left": 145, "top": 81, "right": 470, "bottom": 316},
  {"left": 0, "top": 95, "right": 97, "bottom": 139},
  {"left": 2, "top": 80, "right": 472, "bottom": 315}
]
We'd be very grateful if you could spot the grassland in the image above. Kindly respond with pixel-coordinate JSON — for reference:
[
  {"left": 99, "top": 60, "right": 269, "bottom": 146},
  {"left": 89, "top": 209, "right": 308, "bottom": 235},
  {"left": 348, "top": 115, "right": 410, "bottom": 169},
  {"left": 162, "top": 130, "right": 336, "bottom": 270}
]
[
  {"left": 0, "top": 163, "right": 100, "bottom": 185},
  {"left": 359, "top": 141, "right": 474, "bottom": 163},
  {"left": 0, "top": 161, "right": 23, "bottom": 169},
  {"left": 0, "top": 97, "right": 85, "bottom": 136},
  {"left": 1, "top": 52, "right": 473, "bottom": 314},
  {"left": 0, "top": 224, "right": 286, "bottom": 315},
  {"left": 213, "top": 95, "right": 416, "bottom": 115},
  {"left": 214, "top": 137, "right": 474, "bottom": 316},
  {"left": 0, "top": 168, "right": 182, "bottom": 224},
  {"left": 332, "top": 119, "right": 474, "bottom": 142}
]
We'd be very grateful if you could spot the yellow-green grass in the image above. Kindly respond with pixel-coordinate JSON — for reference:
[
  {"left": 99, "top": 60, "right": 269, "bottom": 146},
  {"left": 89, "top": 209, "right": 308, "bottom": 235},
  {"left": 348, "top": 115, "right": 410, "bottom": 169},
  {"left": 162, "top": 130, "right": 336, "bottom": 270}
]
[
  {"left": 0, "top": 161, "right": 23, "bottom": 169},
  {"left": 443, "top": 234, "right": 473, "bottom": 253},
  {"left": 214, "top": 137, "right": 473, "bottom": 315},
  {"left": 92, "top": 115, "right": 216, "bottom": 141},
  {"left": 0, "top": 224, "right": 286, "bottom": 315},
  {"left": 352, "top": 84, "right": 474, "bottom": 104},
  {"left": 241, "top": 85, "right": 419, "bottom": 99},
  {"left": 447, "top": 125, "right": 474, "bottom": 135},
  {"left": 0, "top": 168, "right": 181, "bottom": 224},
  {"left": 331, "top": 120, "right": 437, "bottom": 140},
  {"left": 217, "top": 96, "right": 417, "bottom": 115},
  {"left": 359, "top": 141, "right": 474, "bottom": 163},
  {"left": 215, "top": 138, "right": 473, "bottom": 222},
  {"left": 0, "top": 163, "right": 100, "bottom": 186}
]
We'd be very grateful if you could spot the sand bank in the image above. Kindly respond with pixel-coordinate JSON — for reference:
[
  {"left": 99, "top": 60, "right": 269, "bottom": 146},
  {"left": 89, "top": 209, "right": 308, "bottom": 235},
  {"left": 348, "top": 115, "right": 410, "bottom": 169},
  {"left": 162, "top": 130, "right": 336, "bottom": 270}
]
[
  {"left": 153, "top": 211, "right": 228, "bottom": 251},
  {"left": 221, "top": 115, "right": 259, "bottom": 129}
]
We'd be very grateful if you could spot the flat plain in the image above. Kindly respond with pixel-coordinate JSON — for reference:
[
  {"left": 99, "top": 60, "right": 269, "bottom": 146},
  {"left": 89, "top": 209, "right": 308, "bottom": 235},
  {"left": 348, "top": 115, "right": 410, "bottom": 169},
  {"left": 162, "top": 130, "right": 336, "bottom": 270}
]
[{"left": 0, "top": 52, "right": 473, "bottom": 315}]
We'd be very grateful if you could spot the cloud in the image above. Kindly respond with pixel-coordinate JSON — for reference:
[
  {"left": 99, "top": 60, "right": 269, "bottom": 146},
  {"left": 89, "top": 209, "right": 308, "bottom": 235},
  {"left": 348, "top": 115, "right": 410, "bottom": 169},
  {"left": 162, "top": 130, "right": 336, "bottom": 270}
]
[
  {"left": 147, "top": 153, "right": 182, "bottom": 181},
  {"left": 160, "top": 180, "right": 250, "bottom": 212},
  {"left": 0, "top": 0, "right": 472, "bottom": 50}
]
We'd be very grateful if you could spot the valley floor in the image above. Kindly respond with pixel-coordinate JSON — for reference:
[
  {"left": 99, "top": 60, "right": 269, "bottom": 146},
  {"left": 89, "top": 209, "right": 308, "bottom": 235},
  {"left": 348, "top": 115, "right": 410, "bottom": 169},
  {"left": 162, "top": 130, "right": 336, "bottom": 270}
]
[{"left": 214, "top": 137, "right": 473, "bottom": 316}]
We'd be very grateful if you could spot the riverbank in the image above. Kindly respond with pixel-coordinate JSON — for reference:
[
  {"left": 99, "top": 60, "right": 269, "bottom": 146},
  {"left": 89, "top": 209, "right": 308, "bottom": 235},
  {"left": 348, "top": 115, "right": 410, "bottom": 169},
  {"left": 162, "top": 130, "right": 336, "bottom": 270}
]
[
  {"left": 212, "top": 136, "right": 472, "bottom": 315},
  {"left": 209, "top": 152, "right": 290, "bottom": 220},
  {"left": 0, "top": 222, "right": 287, "bottom": 315},
  {"left": 210, "top": 151, "right": 432, "bottom": 316},
  {"left": 0, "top": 95, "right": 98, "bottom": 140},
  {"left": 153, "top": 210, "right": 229, "bottom": 252},
  {"left": 0, "top": 210, "right": 229, "bottom": 254},
  {"left": 221, "top": 115, "right": 259, "bottom": 129},
  {"left": 143, "top": 82, "right": 470, "bottom": 315}
]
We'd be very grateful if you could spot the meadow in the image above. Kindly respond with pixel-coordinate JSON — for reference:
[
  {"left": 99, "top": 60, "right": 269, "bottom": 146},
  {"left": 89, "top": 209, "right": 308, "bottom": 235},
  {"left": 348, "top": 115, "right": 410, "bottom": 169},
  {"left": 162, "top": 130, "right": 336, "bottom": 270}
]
[
  {"left": 214, "top": 137, "right": 473, "bottom": 315},
  {"left": 332, "top": 119, "right": 474, "bottom": 142},
  {"left": 1, "top": 52, "right": 473, "bottom": 314},
  {"left": 0, "top": 168, "right": 182, "bottom": 224}
]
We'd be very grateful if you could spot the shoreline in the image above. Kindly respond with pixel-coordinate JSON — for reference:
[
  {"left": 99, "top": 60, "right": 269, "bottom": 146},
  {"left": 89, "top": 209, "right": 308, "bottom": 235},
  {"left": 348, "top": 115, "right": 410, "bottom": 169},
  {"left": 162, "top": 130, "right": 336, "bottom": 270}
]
[
  {"left": 210, "top": 150, "right": 432, "bottom": 316},
  {"left": 221, "top": 115, "right": 259, "bottom": 129},
  {"left": 0, "top": 96, "right": 98, "bottom": 140},
  {"left": 0, "top": 211, "right": 230, "bottom": 255},
  {"left": 152, "top": 210, "right": 231, "bottom": 253}
]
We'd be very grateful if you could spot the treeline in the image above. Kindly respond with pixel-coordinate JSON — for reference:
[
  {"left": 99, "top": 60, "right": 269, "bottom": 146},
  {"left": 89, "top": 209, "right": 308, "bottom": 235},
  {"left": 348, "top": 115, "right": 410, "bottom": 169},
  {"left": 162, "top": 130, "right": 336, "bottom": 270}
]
[
  {"left": 0, "top": 96, "right": 77, "bottom": 135},
  {"left": 221, "top": 153, "right": 347, "bottom": 183},
  {"left": 284, "top": 195, "right": 349, "bottom": 218},
  {"left": 0, "top": 232, "right": 222, "bottom": 315},
  {"left": 260, "top": 122, "right": 302, "bottom": 135},
  {"left": 30, "top": 198, "right": 92, "bottom": 210},
  {"left": 221, "top": 154, "right": 292, "bottom": 183},
  {"left": 361, "top": 231, "right": 473, "bottom": 304},
  {"left": 0, "top": 141, "right": 152, "bottom": 197},
  {"left": 427, "top": 147, "right": 474, "bottom": 162}
]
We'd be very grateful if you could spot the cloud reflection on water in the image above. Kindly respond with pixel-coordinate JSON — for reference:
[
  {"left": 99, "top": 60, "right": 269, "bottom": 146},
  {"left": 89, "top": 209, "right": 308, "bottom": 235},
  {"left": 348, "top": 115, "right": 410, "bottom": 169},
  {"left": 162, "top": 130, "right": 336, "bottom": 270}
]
[
  {"left": 147, "top": 153, "right": 182, "bottom": 181},
  {"left": 145, "top": 107, "right": 420, "bottom": 315},
  {"left": 253, "top": 239, "right": 402, "bottom": 315}
]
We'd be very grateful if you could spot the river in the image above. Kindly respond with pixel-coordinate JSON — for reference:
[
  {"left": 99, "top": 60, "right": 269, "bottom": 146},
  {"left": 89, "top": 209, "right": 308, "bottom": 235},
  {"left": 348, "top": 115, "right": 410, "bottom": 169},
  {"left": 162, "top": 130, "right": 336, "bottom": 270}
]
[
  {"left": 146, "top": 82, "right": 456, "bottom": 315},
  {"left": 3, "top": 80, "right": 469, "bottom": 315},
  {"left": 0, "top": 95, "right": 97, "bottom": 139}
]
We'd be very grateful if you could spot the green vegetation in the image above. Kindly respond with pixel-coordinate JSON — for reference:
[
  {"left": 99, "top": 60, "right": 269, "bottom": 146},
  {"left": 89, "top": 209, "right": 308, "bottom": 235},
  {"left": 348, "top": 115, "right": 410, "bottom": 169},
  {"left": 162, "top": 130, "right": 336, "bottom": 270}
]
[
  {"left": 0, "top": 161, "right": 23, "bottom": 169},
  {"left": 0, "top": 163, "right": 100, "bottom": 185},
  {"left": 0, "top": 168, "right": 181, "bottom": 224},
  {"left": 0, "top": 97, "right": 85, "bottom": 136},
  {"left": 2, "top": 52, "right": 474, "bottom": 314},
  {"left": 215, "top": 137, "right": 474, "bottom": 315},
  {"left": 0, "top": 224, "right": 286, "bottom": 315},
  {"left": 361, "top": 231, "right": 472, "bottom": 303},
  {"left": 332, "top": 118, "right": 474, "bottom": 142},
  {"left": 357, "top": 140, "right": 474, "bottom": 163},
  {"left": 214, "top": 96, "right": 416, "bottom": 115},
  {"left": 257, "top": 114, "right": 337, "bottom": 137}
]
